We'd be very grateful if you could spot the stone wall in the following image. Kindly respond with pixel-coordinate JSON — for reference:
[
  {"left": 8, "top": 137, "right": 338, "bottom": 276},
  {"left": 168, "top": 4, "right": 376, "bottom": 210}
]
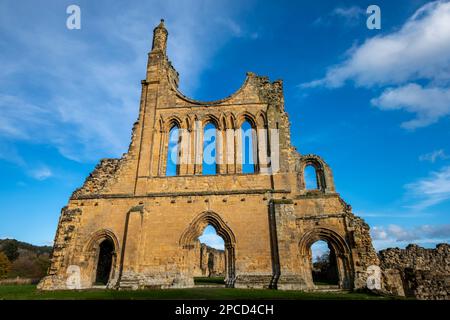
[
  {"left": 198, "top": 244, "right": 225, "bottom": 277},
  {"left": 379, "top": 244, "right": 450, "bottom": 300},
  {"left": 39, "top": 20, "right": 379, "bottom": 292}
]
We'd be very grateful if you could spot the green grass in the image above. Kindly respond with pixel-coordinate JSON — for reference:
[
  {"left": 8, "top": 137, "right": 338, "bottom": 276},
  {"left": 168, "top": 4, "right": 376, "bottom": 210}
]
[
  {"left": 0, "top": 285, "right": 401, "bottom": 300},
  {"left": 194, "top": 277, "right": 225, "bottom": 285}
]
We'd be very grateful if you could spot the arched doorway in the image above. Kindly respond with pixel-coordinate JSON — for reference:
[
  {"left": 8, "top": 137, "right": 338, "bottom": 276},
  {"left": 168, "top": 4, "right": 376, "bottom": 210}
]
[
  {"left": 299, "top": 228, "right": 353, "bottom": 289},
  {"left": 95, "top": 238, "right": 114, "bottom": 285},
  {"left": 84, "top": 230, "right": 119, "bottom": 288},
  {"left": 180, "top": 211, "right": 236, "bottom": 288},
  {"left": 194, "top": 225, "right": 226, "bottom": 285}
]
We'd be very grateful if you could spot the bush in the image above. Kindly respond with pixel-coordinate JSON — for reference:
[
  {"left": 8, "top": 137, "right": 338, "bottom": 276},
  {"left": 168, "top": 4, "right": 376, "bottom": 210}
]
[
  {"left": 0, "top": 252, "right": 11, "bottom": 279},
  {"left": 9, "top": 253, "right": 50, "bottom": 279},
  {"left": 1, "top": 241, "right": 19, "bottom": 261}
]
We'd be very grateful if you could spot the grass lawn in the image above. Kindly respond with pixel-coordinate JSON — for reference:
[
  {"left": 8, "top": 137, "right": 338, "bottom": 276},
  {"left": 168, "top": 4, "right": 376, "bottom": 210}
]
[
  {"left": 0, "top": 285, "right": 400, "bottom": 300},
  {"left": 194, "top": 277, "right": 225, "bottom": 285}
]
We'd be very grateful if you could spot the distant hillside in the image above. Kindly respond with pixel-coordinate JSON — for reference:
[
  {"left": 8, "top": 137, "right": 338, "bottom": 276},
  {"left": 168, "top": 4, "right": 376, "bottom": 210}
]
[
  {"left": 0, "top": 238, "right": 52, "bottom": 280},
  {"left": 0, "top": 239, "right": 52, "bottom": 256}
]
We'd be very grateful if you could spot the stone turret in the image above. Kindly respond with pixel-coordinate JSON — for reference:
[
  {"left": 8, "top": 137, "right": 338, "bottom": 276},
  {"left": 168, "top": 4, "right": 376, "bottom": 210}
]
[{"left": 151, "top": 19, "right": 168, "bottom": 53}]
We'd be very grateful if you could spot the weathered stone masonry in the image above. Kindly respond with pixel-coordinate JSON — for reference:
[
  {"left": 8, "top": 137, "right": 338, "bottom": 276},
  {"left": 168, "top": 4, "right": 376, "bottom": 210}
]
[
  {"left": 379, "top": 244, "right": 450, "bottom": 300},
  {"left": 38, "top": 20, "right": 379, "bottom": 291}
]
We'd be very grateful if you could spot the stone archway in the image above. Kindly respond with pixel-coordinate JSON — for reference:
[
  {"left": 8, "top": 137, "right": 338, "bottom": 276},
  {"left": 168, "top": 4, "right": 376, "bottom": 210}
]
[
  {"left": 180, "top": 211, "right": 236, "bottom": 287},
  {"left": 84, "top": 229, "right": 120, "bottom": 288},
  {"left": 299, "top": 228, "right": 353, "bottom": 289}
]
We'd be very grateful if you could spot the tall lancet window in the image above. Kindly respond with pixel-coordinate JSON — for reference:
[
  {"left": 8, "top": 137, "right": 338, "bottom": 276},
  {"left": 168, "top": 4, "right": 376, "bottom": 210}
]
[
  {"left": 202, "top": 122, "right": 217, "bottom": 175},
  {"left": 304, "top": 165, "right": 319, "bottom": 190},
  {"left": 241, "top": 121, "right": 256, "bottom": 174},
  {"left": 166, "top": 125, "right": 180, "bottom": 176}
]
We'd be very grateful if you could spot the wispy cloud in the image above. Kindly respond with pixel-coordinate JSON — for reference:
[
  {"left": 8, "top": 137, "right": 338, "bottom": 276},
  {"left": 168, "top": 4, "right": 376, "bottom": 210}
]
[
  {"left": 419, "top": 149, "right": 449, "bottom": 163},
  {"left": 371, "top": 84, "right": 450, "bottom": 129},
  {"left": 198, "top": 225, "right": 225, "bottom": 250},
  {"left": 303, "top": 1, "right": 450, "bottom": 129},
  {"left": 371, "top": 223, "right": 450, "bottom": 250},
  {"left": 405, "top": 166, "right": 450, "bottom": 210},
  {"left": 27, "top": 166, "right": 53, "bottom": 181},
  {"left": 216, "top": 17, "right": 259, "bottom": 39},
  {"left": 0, "top": 141, "right": 53, "bottom": 181},
  {"left": 199, "top": 233, "right": 225, "bottom": 250},
  {"left": 314, "top": 5, "right": 365, "bottom": 27},
  {"left": 372, "top": 224, "right": 450, "bottom": 242},
  {"left": 332, "top": 6, "right": 365, "bottom": 22},
  {"left": 0, "top": 1, "right": 255, "bottom": 164},
  {"left": 311, "top": 241, "right": 329, "bottom": 261}
]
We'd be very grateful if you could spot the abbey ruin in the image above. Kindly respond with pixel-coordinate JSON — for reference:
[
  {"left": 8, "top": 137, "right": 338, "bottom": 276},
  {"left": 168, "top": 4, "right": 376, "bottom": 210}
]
[{"left": 38, "top": 20, "right": 382, "bottom": 292}]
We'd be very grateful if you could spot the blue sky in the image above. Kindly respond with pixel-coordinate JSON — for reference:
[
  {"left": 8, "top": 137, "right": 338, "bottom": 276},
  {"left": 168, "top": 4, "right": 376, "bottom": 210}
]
[{"left": 0, "top": 0, "right": 449, "bottom": 252}]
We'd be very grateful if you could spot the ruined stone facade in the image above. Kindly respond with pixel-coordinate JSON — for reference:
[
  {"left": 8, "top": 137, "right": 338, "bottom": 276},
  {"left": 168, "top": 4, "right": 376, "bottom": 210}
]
[
  {"left": 193, "top": 244, "right": 225, "bottom": 277},
  {"left": 379, "top": 244, "right": 450, "bottom": 300},
  {"left": 38, "top": 20, "right": 378, "bottom": 291}
]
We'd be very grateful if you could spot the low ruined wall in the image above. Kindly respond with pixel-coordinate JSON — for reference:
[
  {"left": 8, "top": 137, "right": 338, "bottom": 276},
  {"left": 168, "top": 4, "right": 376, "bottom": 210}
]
[
  {"left": 193, "top": 243, "right": 225, "bottom": 277},
  {"left": 379, "top": 244, "right": 450, "bottom": 300}
]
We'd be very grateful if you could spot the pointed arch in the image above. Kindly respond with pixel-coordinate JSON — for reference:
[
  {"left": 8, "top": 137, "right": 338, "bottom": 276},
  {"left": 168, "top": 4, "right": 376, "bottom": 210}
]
[
  {"left": 84, "top": 229, "right": 120, "bottom": 254},
  {"left": 179, "top": 211, "right": 236, "bottom": 287},
  {"left": 201, "top": 114, "right": 221, "bottom": 129},
  {"left": 298, "top": 228, "right": 353, "bottom": 289},
  {"left": 164, "top": 115, "right": 183, "bottom": 132},
  {"left": 83, "top": 229, "right": 120, "bottom": 288},
  {"left": 219, "top": 113, "right": 227, "bottom": 130},
  {"left": 236, "top": 112, "right": 257, "bottom": 129},
  {"left": 180, "top": 211, "right": 236, "bottom": 247},
  {"left": 156, "top": 116, "right": 164, "bottom": 132},
  {"left": 298, "top": 228, "right": 350, "bottom": 256},
  {"left": 299, "top": 154, "right": 336, "bottom": 192},
  {"left": 185, "top": 115, "right": 194, "bottom": 132},
  {"left": 227, "top": 113, "right": 237, "bottom": 130},
  {"left": 255, "top": 111, "right": 267, "bottom": 129}
]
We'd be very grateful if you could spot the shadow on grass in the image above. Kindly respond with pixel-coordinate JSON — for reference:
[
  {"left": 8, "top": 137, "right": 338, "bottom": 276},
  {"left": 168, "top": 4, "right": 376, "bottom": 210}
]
[
  {"left": 0, "top": 284, "right": 406, "bottom": 300},
  {"left": 194, "top": 277, "right": 225, "bottom": 285}
]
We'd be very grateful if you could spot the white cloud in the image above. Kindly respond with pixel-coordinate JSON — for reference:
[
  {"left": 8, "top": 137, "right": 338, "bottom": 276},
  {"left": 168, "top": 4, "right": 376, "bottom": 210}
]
[
  {"left": 0, "top": 140, "right": 54, "bottom": 181},
  {"left": 303, "top": 1, "right": 450, "bottom": 129},
  {"left": 0, "top": 1, "right": 255, "bottom": 163},
  {"left": 28, "top": 166, "right": 52, "bottom": 181},
  {"left": 311, "top": 240, "right": 329, "bottom": 261},
  {"left": 419, "top": 149, "right": 449, "bottom": 162},
  {"left": 371, "top": 84, "right": 450, "bottom": 129},
  {"left": 199, "top": 233, "right": 225, "bottom": 250},
  {"left": 371, "top": 224, "right": 450, "bottom": 248},
  {"left": 405, "top": 166, "right": 450, "bottom": 210},
  {"left": 304, "top": 1, "right": 450, "bottom": 88},
  {"left": 314, "top": 5, "right": 365, "bottom": 27},
  {"left": 332, "top": 6, "right": 365, "bottom": 20}
]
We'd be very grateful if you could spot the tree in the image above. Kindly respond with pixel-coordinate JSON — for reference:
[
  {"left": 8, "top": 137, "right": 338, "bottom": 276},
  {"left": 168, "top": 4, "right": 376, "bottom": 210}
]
[
  {"left": 0, "top": 252, "right": 11, "bottom": 278},
  {"left": 2, "top": 241, "right": 19, "bottom": 261},
  {"left": 313, "top": 252, "right": 330, "bottom": 272}
]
